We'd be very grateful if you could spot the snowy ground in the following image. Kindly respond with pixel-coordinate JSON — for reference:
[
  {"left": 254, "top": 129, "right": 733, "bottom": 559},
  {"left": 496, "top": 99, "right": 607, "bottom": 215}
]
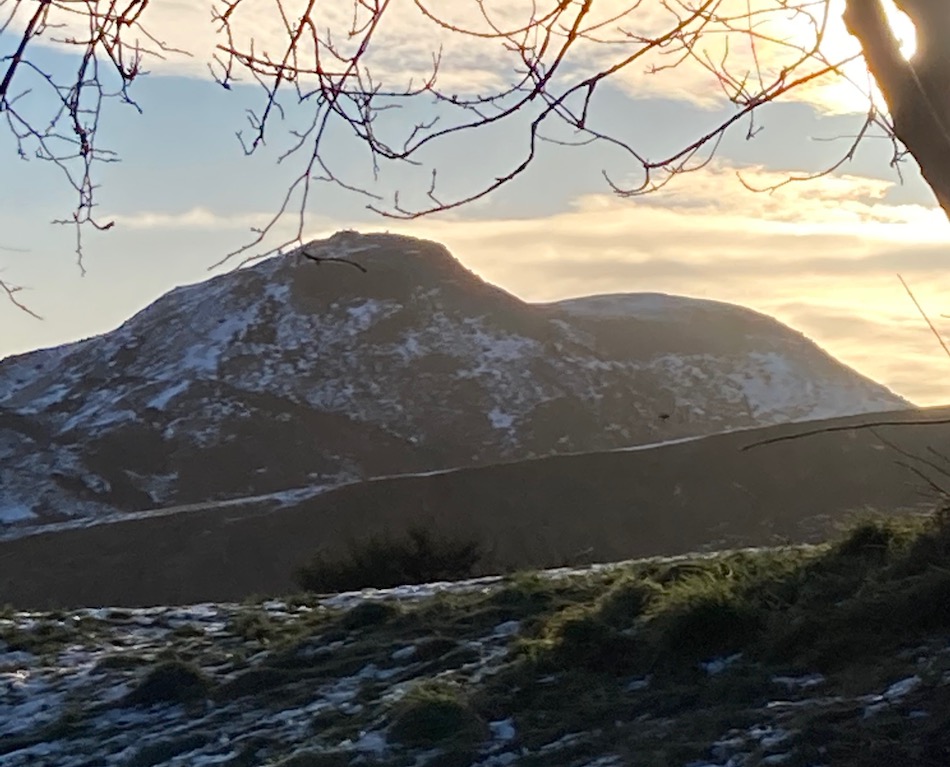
[{"left": 2, "top": 553, "right": 947, "bottom": 767}]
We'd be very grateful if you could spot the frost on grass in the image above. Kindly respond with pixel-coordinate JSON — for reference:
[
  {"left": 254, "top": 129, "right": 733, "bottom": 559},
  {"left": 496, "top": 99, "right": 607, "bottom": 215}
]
[{"left": 6, "top": 524, "right": 950, "bottom": 766}]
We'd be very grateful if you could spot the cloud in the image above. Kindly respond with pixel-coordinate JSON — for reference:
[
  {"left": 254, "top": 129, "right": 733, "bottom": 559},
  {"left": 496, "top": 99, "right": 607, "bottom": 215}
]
[
  {"left": 108, "top": 207, "right": 273, "bottom": 230},
  {"left": 13, "top": 0, "right": 910, "bottom": 115}
]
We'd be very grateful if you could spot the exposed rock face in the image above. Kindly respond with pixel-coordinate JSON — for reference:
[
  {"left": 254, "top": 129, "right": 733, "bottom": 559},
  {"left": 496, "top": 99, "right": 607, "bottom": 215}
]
[{"left": 0, "top": 231, "right": 908, "bottom": 530}]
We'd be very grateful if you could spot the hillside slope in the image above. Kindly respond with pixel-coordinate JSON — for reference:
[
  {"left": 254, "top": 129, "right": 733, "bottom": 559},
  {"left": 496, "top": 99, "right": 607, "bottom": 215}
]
[{"left": 3, "top": 406, "right": 948, "bottom": 609}]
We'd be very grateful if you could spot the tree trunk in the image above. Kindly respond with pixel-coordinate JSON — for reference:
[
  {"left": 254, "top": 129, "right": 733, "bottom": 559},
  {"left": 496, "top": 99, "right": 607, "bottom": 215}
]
[{"left": 844, "top": 0, "right": 950, "bottom": 216}]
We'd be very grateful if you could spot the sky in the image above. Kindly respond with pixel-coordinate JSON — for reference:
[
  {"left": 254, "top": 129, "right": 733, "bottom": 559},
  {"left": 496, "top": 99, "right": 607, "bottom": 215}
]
[{"left": 3, "top": 0, "right": 950, "bottom": 406}]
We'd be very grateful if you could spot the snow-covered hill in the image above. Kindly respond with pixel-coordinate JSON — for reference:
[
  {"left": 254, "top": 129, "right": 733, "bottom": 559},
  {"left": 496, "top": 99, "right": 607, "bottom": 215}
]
[{"left": 0, "top": 231, "right": 908, "bottom": 530}]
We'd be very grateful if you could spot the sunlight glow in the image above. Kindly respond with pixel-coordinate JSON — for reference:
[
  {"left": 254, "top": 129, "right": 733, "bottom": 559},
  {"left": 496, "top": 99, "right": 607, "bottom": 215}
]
[{"left": 808, "top": 0, "right": 918, "bottom": 113}]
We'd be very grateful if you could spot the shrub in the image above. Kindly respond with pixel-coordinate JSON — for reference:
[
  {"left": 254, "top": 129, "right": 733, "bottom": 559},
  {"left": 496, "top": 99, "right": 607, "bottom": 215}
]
[
  {"left": 833, "top": 518, "right": 907, "bottom": 563},
  {"left": 295, "top": 527, "right": 483, "bottom": 593}
]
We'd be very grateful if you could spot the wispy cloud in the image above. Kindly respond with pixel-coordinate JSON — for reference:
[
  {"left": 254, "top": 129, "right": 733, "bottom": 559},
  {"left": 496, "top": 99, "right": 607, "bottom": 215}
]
[
  {"left": 18, "top": 0, "right": 911, "bottom": 114},
  {"left": 108, "top": 207, "right": 273, "bottom": 230}
]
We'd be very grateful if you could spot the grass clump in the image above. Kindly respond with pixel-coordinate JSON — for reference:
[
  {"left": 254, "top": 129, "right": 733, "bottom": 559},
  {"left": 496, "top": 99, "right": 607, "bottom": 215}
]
[
  {"left": 538, "top": 607, "right": 643, "bottom": 673},
  {"left": 0, "top": 618, "right": 77, "bottom": 656},
  {"left": 123, "top": 659, "right": 211, "bottom": 707},
  {"left": 648, "top": 571, "right": 765, "bottom": 669},
  {"left": 340, "top": 600, "right": 400, "bottom": 630},
  {"left": 229, "top": 610, "right": 283, "bottom": 644},
  {"left": 595, "top": 576, "right": 663, "bottom": 627},
  {"left": 295, "top": 527, "right": 483, "bottom": 593},
  {"left": 389, "top": 680, "right": 487, "bottom": 749}
]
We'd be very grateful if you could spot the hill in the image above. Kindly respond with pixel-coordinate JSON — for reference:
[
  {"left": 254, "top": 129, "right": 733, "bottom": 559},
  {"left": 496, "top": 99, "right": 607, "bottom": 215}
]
[
  {"left": 0, "top": 231, "right": 907, "bottom": 532},
  {"left": 3, "top": 406, "right": 949, "bottom": 608}
]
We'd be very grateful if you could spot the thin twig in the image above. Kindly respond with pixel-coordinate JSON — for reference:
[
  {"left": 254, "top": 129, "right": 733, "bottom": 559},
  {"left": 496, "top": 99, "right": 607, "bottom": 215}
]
[
  {"left": 742, "top": 417, "right": 950, "bottom": 451},
  {"left": 898, "top": 273, "right": 950, "bottom": 361}
]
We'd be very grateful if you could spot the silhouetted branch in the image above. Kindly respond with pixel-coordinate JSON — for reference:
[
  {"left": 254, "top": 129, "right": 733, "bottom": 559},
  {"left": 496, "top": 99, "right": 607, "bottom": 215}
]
[
  {"left": 2, "top": 0, "right": 944, "bottom": 280},
  {"left": 0, "top": 276, "right": 41, "bottom": 319},
  {"left": 742, "top": 417, "right": 950, "bottom": 452},
  {"left": 1, "top": 0, "right": 187, "bottom": 279},
  {"left": 898, "top": 273, "right": 950, "bottom": 361}
]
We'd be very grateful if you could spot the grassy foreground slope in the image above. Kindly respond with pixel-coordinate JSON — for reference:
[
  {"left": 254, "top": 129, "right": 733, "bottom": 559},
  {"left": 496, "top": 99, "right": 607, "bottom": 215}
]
[{"left": 3, "top": 512, "right": 950, "bottom": 766}]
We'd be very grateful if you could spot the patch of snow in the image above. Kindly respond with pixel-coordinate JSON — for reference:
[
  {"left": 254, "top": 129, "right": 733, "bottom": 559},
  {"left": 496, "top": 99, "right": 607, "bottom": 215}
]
[
  {"left": 147, "top": 380, "right": 190, "bottom": 410},
  {"left": 539, "top": 732, "right": 587, "bottom": 754},
  {"left": 702, "top": 653, "right": 742, "bottom": 675},
  {"left": 491, "top": 620, "right": 521, "bottom": 638},
  {"left": 181, "top": 342, "right": 224, "bottom": 376},
  {"left": 347, "top": 299, "right": 379, "bottom": 323},
  {"left": 615, "top": 433, "right": 711, "bottom": 453},
  {"left": 884, "top": 674, "right": 921, "bottom": 701},
  {"left": 340, "top": 729, "right": 388, "bottom": 756},
  {"left": 0, "top": 504, "right": 36, "bottom": 523},
  {"left": 0, "top": 669, "right": 64, "bottom": 737},
  {"left": 624, "top": 676, "right": 651, "bottom": 692},
  {"left": 725, "top": 352, "right": 802, "bottom": 417},
  {"left": 487, "top": 407, "right": 515, "bottom": 430},
  {"left": 748, "top": 724, "right": 790, "bottom": 749},
  {"left": 14, "top": 382, "right": 70, "bottom": 412},
  {"left": 391, "top": 645, "right": 417, "bottom": 661},
  {"left": 552, "top": 292, "right": 735, "bottom": 319},
  {"left": 397, "top": 332, "right": 425, "bottom": 361},
  {"left": 488, "top": 718, "right": 517, "bottom": 742},
  {"left": 578, "top": 756, "right": 624, "bottom": 767},
  {"left": 772, "top": 673, "right": 825, "bottom": 689},
  {"left": 475, "top": 754, "right": 520, "bottom": 767}
]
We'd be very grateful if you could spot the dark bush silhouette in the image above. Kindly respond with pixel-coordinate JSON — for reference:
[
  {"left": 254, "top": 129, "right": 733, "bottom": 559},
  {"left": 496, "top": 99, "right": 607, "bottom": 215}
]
[{"left": 295, "top": 527, "right": 483, "bottom": 593}]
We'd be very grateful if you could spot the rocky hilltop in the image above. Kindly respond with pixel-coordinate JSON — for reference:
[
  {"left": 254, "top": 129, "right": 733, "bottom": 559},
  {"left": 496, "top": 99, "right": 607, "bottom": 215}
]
[{"left": 0, "top": 231, "right": 907, "bottom": 530}]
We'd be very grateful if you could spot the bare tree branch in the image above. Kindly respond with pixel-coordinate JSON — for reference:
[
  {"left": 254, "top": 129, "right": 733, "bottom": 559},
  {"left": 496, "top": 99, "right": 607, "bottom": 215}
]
[
  {"left": 742, "top": 416, "right": 950, "bottom": 452},
  {"left": 2, "top": 0, "right": 948, "bottom": 289},
  {"left": 1, "top": 0, "right": 188, "bottom": 278}
]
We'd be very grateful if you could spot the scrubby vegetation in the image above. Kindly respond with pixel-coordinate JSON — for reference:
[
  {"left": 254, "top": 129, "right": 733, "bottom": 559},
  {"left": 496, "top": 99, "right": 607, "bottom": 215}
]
[
  {"left": 8, "top": 510, "right": 950, "bottom": 766},
  {"left": 294, "top": 527, "right": 483, "bottom": 593},
  {"left": 516, "top": 511, "right": 950, "bottom": 678}
]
